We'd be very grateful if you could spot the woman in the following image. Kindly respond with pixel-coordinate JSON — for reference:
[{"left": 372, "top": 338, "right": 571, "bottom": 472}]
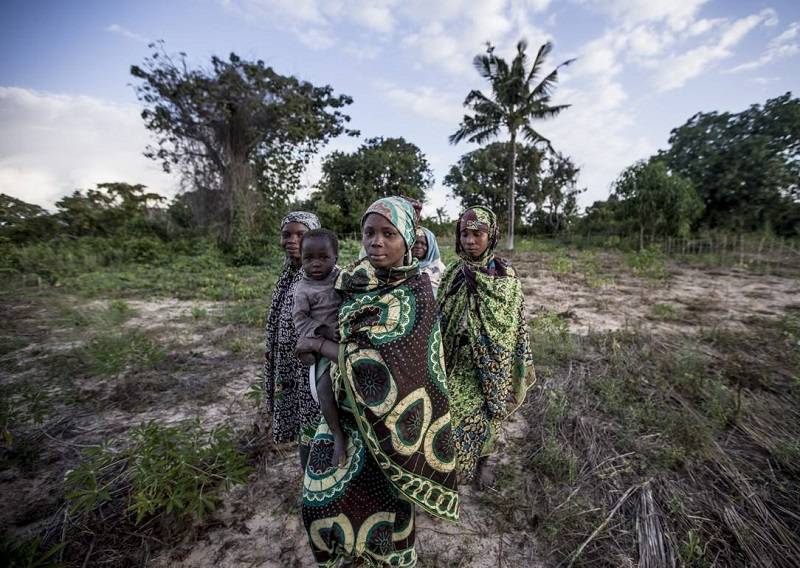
[
  {"left": 437, "top": 206, "right": 535, "bottom": 484},
  {"left": 411, "top": 226, "right": 446, "bottom": 296},
  {"left": 296, "top": 197, "right": 459, "bottom": 567},
  {"left": 263, "top": 211, "right": 322, "bottom": 469}
]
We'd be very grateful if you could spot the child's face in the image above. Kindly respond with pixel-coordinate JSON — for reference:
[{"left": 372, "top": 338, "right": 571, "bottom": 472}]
[
  {"left": 459, "top": 220, "right": 490, "bottom": 260},
  {"left": 301, "top": 237, "right": 337, "bottom": 280},
  {"left": 411, "top": 234, "right": 428, "bottom": 260},
  {"left": 362, "top": 213, "right": 407, "bottom": 269}
]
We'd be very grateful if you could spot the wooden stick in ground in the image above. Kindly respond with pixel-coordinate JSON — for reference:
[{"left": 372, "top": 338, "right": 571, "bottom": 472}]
[{"left": 567, "top": 483, "right": 642, "bottom": 568}]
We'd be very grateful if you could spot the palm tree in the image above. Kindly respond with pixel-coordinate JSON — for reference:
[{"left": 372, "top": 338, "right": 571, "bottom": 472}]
[{"left": 450, "top": 40, "right": 574, "bottom": 250}]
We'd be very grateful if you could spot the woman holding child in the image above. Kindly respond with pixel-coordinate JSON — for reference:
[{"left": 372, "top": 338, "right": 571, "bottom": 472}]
[
  {"left": 296, "top": 197, "right": 459, "bottom": 567},
  {"left": 263, "top": 211, "right": 322, "bottom": 469},
  {"left": 437, "top": 206, "right": 536, "bottom": 485}
]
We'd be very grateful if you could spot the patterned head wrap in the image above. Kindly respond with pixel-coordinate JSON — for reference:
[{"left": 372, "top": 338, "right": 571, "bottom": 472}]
[
  {"left": 456, "top": 206, "right": 499, "bottom": 264},
  {"left": 281, "top": 211, "right": 321, "bottom": 230},
  {"left": 361, "top": 196, "right": 417, "bottom": 251}
]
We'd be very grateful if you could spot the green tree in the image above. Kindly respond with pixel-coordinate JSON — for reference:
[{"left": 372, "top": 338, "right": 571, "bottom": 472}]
[
  {"left": 55, "top": 182, "right": 165, "bottom": 238},
  {"left": 444, "top": 142, "right": 542, "bottom": 231},
  {"left": 0, "top": 194, "right": 58, "bottom": 243},
  {"left": 612, "top": 160, "right": 703, "bottom": 249},
  {"left": 532, "top": 151, "right": 583, "bottom": 234},
  {"left": 311, "top": 137, "right": 433, "bottom": 233},
  {"left": 450, "top": 40, "right": 573, "bottom": 250},
  {"left": 660, "top": 92, "right": 800, "bottom": 234},
  {"left": 131, "top": 43, "right": 357, "bottom": 250}
]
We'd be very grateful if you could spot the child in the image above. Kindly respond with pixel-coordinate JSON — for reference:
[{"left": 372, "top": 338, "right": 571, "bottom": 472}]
[{"left": 292, "top": 228, "right": 346, "bottom": 468}]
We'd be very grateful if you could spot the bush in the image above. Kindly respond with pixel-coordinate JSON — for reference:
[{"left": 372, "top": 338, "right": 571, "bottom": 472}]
[
  {"left": 66, "top": 420, "right": 252, "bottom": 525},
  {"left": 626, "top": 244, "right": 668, "bottom": 280},
  {"left": 81, "top": 331, "right": 165, "bottom": 375}
]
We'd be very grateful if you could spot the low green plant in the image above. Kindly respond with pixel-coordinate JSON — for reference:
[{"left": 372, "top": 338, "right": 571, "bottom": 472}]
[
  {"left": 191, "top": 306, "right": 208, "bottom": 319},
  {"left": 550, "top": 253, "right": 574, "bottom": 274},
  {"left": 0, "top": 536, "right": 64, "bottom": 568},
  {"left": 66, "top": 420, "right": 252, "bottom": 524},
  {"left": 651, "top": 302, "right": 678, "bottom": 320},
  {"left": 626, "top": 245, "right": 668, "bottom": 280},
  {"left": 244, "top": 381, "right": 265, "bottom": 407},
  {"left": 1, "top": 383, "right": 51, "bottom": 447},
  {"left": 679, "top": 530, "right": 708, "bottom": 567},
  {"left": 531, "top": 434, "right": 578, "bottom": 483},
  {"left": 81, "top": 331, "right": 165, "bottom": 375},
  {"left": 529, "top": 310, "right": 576, "bottom": 368},
  {"left": 220, "top": 301, "right": 263, "bottom": 328}
]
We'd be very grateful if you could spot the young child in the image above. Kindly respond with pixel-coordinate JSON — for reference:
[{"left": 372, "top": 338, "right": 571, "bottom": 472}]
[{"left": 291, "top": 228, "right": 346, "bottom": 467}]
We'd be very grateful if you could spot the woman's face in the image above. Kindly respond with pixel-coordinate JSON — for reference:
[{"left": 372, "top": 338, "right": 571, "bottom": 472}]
[
  {"left": 459, "top": 219, "right": 490, "bottom": 260},
  {"left": 281, "top": 222, "right": 310, "bottom": 263},
  {"left": 362, "top": 213, "right": 407, "bottom": 269},
  {"left": 411, "top": 234, "right": 428, "bottom": 261}
]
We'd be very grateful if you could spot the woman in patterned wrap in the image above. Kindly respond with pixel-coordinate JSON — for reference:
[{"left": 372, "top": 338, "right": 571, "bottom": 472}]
[
  {"left": 437, "top": 206, "right": 535, "bottom": 485},
  {"left": 295, "top": 196, "right": 459, "bottom": 567},
  {"left": 263, "top": 211, "right": 322, "bottom": 470}
]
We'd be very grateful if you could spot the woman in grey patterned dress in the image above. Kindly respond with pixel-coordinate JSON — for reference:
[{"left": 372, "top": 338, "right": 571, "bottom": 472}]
[{"left": 263, "top": 211, "right": 322, "bottom": 469}]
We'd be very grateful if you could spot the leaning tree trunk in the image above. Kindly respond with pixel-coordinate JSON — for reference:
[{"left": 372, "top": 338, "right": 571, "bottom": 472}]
[{"left": 507, "top": 132, "right": 517, "bottom": 250}]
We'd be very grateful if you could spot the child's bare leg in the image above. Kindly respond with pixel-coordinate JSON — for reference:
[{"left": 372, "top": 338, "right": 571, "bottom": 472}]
[{"left": 317, "top": 369, "right": 347, "bottom": 467}]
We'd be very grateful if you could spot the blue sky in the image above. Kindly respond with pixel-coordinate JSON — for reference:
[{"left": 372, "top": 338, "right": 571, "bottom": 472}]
[{"left": 1, "top": 0, "right": 798, "bottom": 217}]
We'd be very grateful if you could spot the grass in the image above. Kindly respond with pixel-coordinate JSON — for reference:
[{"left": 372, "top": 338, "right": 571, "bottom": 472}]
[
  {"left": 486, "top": 314, "right": 800, "bottom": 567},
  {"left": 650, "top": 302, "right": 679, "bottom": 320},
  {"left": 81, "top": 331, "right": 166, "bottom": 375}
]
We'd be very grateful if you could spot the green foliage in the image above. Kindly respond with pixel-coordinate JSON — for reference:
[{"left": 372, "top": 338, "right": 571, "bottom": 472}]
[
  {"left": 529, "top": 310, "right": 576, "bottom": 369},
  {"left": 66, "top": 420, "right": 251, "bottom": 524},
  {"left": 0, "top": 536, "right": 64, "bottom": 568},
  {"left": 651, "top": 302, "right": 678, "bottom": 320},
  {"left": 444, "top": 142, "right": 543, "bottom": 232},
  {"left": 550, "top": 253, "right": 573, "bottom": 274},
  {"left": 1, "top": 383, "right": 51, "bottom": 447},
  {"left": 310, "top": 137, "right": 433, "bottom": 234},
  {"left": 612, "top": 160, "right": 703, "bottom": 248},
  {"left": 661, "top": 92, "right": 800, "bottom": 235},
  {"left": 626, "top": 245, "right": 668, "bottom": 280},
  {"left": 81, "top": 331, "right": 165, "bottom": 375},
  {"left": 450, "top": 40, "right": 574, "bottom": 249},
  {"left": 244, "top": 381, "right": 265, "bottom": 407},
  {"left": 219, "top": 301, "right": 263, "bottom": 328},
  {"left": 132, "top": 43, "right": 357, "bottom": 248},
  {"left": 191, "top": 307, "right": 208, "bottom": 319}
]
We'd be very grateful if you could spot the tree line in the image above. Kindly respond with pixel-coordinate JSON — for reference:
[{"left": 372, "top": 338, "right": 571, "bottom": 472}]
[{"left": 2, "top": 41, "right": 797, "bottom": 264}]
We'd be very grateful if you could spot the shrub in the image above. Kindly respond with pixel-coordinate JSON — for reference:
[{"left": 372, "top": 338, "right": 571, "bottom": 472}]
[
  {"left": 626, "top": 245, "right": 668, "bottom": 280},
  {"left": 66, "top": 420, "right": 252, "bottom": 525},
  {"left": 81, "top": 331, "right": 165, "bottom": 375}
]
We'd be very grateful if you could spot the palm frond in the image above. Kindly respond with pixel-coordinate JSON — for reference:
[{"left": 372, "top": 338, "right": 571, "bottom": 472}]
[
  {"left": 528, "top": 58, "right": 575, "bottom": 101},
  {"left": 472, "top": 53, "right": 495, "bottom": 80},
  {"left": 525, "top": 41, "right": 553, "bottom": 85},
  {"left": 522, "top": 102, "right": 571, "bottom": 120},
  {"left": 520, "top": 124, "right": 553, "bottom": 149}
]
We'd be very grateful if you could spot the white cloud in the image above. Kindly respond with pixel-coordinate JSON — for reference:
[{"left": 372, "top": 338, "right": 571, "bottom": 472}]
[
  {"left": 105, "top": 23, "right": 150, "bottom": 44},
  {"left": 653, "top": 8, "right": 777, "bottom": 91},
  {"left": 0, "top": 87, "right": 178, "bottom": 209},
  {"left": 376, "top": 82, "right": 463, "bottom": 124},
  {"left": 727, "top": 21, "right": 800, "bottom": 73},
  {"left": 589, "top": 0, "right": 710, "bottom": 31}
]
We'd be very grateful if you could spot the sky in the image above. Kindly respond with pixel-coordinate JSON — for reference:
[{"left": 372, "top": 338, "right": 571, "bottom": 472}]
[{"left": 1, "top": 0, "right": 798, "bottom": 217}]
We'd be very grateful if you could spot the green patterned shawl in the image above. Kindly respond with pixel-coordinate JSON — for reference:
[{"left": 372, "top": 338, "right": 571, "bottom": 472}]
[
  {"left": 332, "top": 258, "right": 460, "bottom": 523},
  {"left": 438, "top": 206, "right": 535, "bottom": 445}
]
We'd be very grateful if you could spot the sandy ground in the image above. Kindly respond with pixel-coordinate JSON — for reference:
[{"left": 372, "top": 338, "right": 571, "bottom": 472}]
[{"left": 2, "top": 253, "right": 798, "bottom": 567}]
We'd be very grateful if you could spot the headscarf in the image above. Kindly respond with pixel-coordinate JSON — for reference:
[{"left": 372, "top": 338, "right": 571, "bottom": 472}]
[
  {"left": 415, "top": 227, "right": 442, "bottom": 270},
  {"left": 281, "top": 211, "right": 321, "bottom": 231},
  {"left": 437, "top": 206, "right": 534, "bottom": 433},
  {"left": 331, "top": 197, "right": 460, "bottom": 522},
  {"left": 455, "top": 205, "right": 500, "bottom": 267}
]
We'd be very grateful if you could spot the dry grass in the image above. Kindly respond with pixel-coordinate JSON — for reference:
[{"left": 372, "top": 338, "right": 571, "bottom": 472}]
[{"left": 485, "top": 317, "right": 800, "bottom": 567}]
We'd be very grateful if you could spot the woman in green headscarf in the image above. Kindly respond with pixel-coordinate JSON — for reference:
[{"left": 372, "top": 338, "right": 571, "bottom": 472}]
[
  {"left": 437, "top": 206, "right": 535, "bottom": 484},
  {"left": 296, "top": 196, "right": 459, "bottom": 567}
]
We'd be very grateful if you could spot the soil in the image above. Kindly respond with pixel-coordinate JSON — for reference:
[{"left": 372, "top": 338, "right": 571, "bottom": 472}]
[{"left": 1, "top": 253, "right": 797, "bottom": 567}]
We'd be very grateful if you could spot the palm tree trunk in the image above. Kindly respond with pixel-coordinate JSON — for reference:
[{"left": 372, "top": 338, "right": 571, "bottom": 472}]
[{"left": 507, "top": 131, "right": 517, "bottom": 250}]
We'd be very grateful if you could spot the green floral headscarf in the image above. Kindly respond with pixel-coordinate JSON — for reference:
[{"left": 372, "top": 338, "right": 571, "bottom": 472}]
[{"left": 362, "top": 196, "right": 418, "bottom": 251}]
